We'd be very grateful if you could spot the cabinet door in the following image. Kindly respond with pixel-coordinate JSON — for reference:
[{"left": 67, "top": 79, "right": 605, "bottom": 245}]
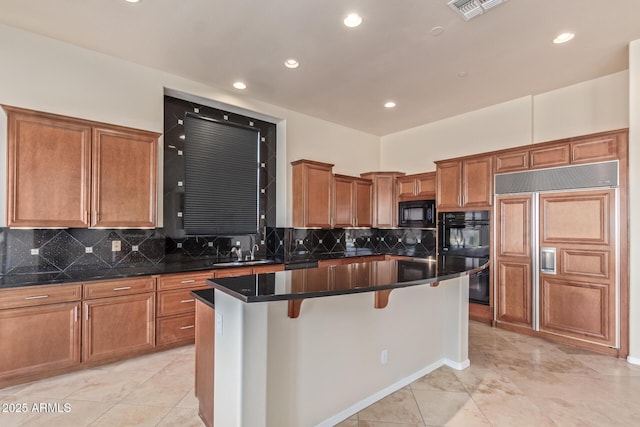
[
  {"left": 436, "top": 160, "right": 462, "bottom": 210},
  {"left": 462, "top": 156, "right": 493, "bottom": 207},
  {"left": 495, "top": 149, "right": 529, "bottom": 173},
  {"left": 529, "top": 143, "right": 570, "bottom": 169},
  {"left": 292, "top": 160, "right": 333, "bottom": 228},
  {"left": 396, "top": 176, "right": 417, "bottom": 201},
  {"left": 195, "top": 300, "right": 214, "bottom": 427},
  {"left": 354, "top": 179, "right": 373, "bottom": 227},
  {"left": 570, "top": 133, "right": 620, "bottom": 164},
  {"left": 5, "top": 107, "right": 91, "bottom": 227},
  {"left": 368, "top": 174, "right": 398, "bottom": 228},
  {"left": 92, "top": 126, "right": 158, "bottom": 228},
  {"left": 333, "top": 175, "right": 355, "bottom": 227},
  {"left": 415, "top": 173, "right": 436, "bottom": 198},
  {"left": 495, "top": 195, "right": 533, "bottom": 327},
  {"left": 83, "top": 293, "right": 155, "bottom": 363},
  {"left": 0, "top": 302, "right": 81, "bottom": 382}
]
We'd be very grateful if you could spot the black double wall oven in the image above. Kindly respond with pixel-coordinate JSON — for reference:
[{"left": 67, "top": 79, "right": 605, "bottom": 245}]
[{"left": 438, "top": 211, "right": 490, "bottom": 305}]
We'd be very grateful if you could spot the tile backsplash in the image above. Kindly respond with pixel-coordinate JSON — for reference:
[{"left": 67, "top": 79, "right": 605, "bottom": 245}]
[{"left": 0, "top": 227, "right": 436, "bottom": 276}]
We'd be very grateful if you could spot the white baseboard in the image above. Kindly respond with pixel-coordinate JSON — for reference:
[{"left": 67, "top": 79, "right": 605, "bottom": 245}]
[
  {"left": 627, "top": 355, "right": 640, "bottom": 365},
  {"left": 317, "top": 357, "right": 469, "bottom": 427}
]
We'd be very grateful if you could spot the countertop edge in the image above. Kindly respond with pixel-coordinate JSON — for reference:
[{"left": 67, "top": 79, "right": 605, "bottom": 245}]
[{"left": 208, "top": 259, "right": 489, "bottom": 304}]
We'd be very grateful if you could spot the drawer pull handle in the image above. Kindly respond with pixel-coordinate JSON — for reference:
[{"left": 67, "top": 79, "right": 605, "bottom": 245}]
[
  {"left": 113, "top": 286, "right": 132, "bottom": 291},
  {"left": 180, "top": 299, "right": 195, "bottom": 303},
  {"left": 180, "top": 279, "right": 196, "bottom": 284},
  {"left": 180, "top": 325, "right": 195, "bottom": 330},
  {"left": 25, "top": 295, "right": 49, "bottom": 300}
]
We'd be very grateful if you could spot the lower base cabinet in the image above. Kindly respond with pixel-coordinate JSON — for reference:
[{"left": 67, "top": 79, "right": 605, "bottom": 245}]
[
  {"left": 0, "top": 302, "right": 81, "bottom": 383},
  {"left": 157, "top": 313, "right": 197, "bottom": 346},
  {"left": 83, "top": 293, "right": 155, "bottom": 364},
  {"left": 195, "top": 298, "right": 214, "bottom": 427}
]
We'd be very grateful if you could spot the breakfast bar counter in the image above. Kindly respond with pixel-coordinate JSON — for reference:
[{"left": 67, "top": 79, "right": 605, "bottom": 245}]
[{"left": 202, "top": 257, "right": 487, "bottom": 427}]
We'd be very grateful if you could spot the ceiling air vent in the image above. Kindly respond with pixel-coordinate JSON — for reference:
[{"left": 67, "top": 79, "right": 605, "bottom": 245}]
[{"left": 448, "top": 0, "right": 507, "bottom": 21}]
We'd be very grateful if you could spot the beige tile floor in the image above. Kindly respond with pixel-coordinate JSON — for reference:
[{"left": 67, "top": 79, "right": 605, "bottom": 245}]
[{"left": 2, "top": 321, "right": 640, "bottom": 426}]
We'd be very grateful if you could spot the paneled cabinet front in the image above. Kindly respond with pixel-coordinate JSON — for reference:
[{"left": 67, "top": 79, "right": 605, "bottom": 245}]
[
  {"left": 156, "top": 271, "right": 214, "bottom": 347},
  {"left": 292, "top": 160, "right": 334, "bottom": 228},
  {"left": 397, "top": 172, "right": 436, "bottom": 201},
  {"left": 3, "top": 105, "right": 159, "bottom": 228},
  {"left": 360, "top": 172, "right": 405, "bottom": 227},
  {"left": 82, "top": 277, "right": 156, "bottom": 364},
  {"left": 333, "top": 174, "right": 372, "bottom": 227},
  {"left": 0, "top": 283, "right": 83, "bottom": 386},
  {"left": 436, "top": 155, "right": 492, "bottom": 210}
]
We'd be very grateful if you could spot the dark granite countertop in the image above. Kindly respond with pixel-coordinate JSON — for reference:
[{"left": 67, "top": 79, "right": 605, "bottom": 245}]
[
  {"left": 207, "top": 256, "right": 489, "bottom": 303},
  {"left": 191, "top": 288, "right": 215, "bottom": 309},
  {"left": 0, "top": 252, "right": 410, "bottom": 289}
]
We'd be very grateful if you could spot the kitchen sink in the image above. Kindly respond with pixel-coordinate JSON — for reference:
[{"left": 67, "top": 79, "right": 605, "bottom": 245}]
[{"left": 212, "top": 259, "right": 275, "bottom": 267}]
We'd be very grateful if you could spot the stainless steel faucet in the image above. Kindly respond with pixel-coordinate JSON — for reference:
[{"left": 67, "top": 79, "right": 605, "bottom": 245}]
[
  {"left": 230, "top": 247, "right": 242, "bottom": 261},
  {"left": 250, "top": 244, "right": 260, "bottom": 260}
]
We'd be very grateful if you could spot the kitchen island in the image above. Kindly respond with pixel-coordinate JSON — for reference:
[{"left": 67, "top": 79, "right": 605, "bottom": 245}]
[{"left": 197, "top": 256, "right": 487, "bottom": 427}]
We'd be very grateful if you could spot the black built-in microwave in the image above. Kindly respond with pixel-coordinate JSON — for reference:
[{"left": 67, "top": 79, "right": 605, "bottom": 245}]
[{"left": 398, "top": 200, "right": 436, "bottom": 228}]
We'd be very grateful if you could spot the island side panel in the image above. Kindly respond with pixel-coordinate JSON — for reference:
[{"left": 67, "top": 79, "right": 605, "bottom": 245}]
[
  {"left": 442, "top": 275, "right": 470, "bottom": 369},
  {"left": 213, "top": 290, "right": 269, "bottom": 427},
  {"left": 265, "top": 279, "right": 459, "bottom": 427}
]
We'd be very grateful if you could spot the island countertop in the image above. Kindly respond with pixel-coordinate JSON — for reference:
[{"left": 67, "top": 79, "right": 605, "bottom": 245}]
[{"left": 207, "top": 255, "right": 488, "bottom": 303}]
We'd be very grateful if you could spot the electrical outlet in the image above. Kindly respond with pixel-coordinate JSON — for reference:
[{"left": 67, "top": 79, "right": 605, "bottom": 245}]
[
  {"left": 111, "top": 240, "right": 121, "bottom": 252},
  {"left": 380, "top": 349, "right": 388, "bottom": 365},
  {"left": 215, "top": 312, "right": 223, "bottom": 336}
]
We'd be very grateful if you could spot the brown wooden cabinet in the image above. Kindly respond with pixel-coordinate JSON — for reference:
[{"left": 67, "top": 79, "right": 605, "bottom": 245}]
[
  {"left": 333, "top": 174, "right": 372, "bottom": 227},
  {"left": 2, "top": 105, "right": 159, "bottom": 228},
  {"left": 156, "top": 271, "right": 214, "bottom": 347},
  {"left": 495, "top": 195, "right": 533, "bottom": 327},
  {"left": 195, "top": 298, "right": 214, "bottom": 427},
  {"left": 82, "top": 277, "right": 156, "bottom": 364},
  {"left": 0, "top": 283, "right": 82, "bottom": 385},
  {"left": 292, "top": 160, "right": 334, "bottom": 228},
  {"left": 436, "top": 155, "right": 492, "bottom": 210},
  {"left": 397, "top": 172, "right": 436, "bottom": 201},
  {"left": 494, "top": 130, "right": 624, "bottom": 175},
  {"left": 360, "top": 172, "right": 405, "bottom": 227}
]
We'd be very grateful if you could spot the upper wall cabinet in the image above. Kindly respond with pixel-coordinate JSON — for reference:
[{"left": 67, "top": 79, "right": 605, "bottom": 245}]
[
  {"left": 436, "top": 155, "right": 493, "bottom": 211},
  {"left": 333, "top": 174, "right": 372, "bottom": 228},
  {"left": 360, "top": 172, "right": 405, "bottom": 228},
  {"left": 494, "top": 130, "right": 625, "bottom": 174},
  {"left": 397, "top": 172, "right": 436, "bottom": 201},
  {"left": 3, "top": 105, "right": 159, "bottom": 228},
  {"left": 292, "top": 160, "right": 334, "bottom": 228}
]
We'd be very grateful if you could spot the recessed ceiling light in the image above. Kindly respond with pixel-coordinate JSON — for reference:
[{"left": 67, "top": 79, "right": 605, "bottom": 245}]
[
  {"left": 284, "top": 59, "right": 300, "bottom": 69},
  {"left": 384, "top": 101, "right": 396, "bottom": 109},
  {"left": 430, "top": 26, "right": 445, "bottom": 37},
  {"left": 125, "top": 0, "right": 141, "bottom": 3},
  {"left": 553, "top": 32, "right": 575, "bottom": 44},
  {"left": 458, "top": 71, "right": 468, "bottom": 78},
  {"left": 233, "top": 81, "right": 247, "bottom": 90},
  {"left": 343, "top": 13, "right": 363, "bottom": 28}
]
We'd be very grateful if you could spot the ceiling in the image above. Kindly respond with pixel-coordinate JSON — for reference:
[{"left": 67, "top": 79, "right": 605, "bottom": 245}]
[{"left": 1, "top": 0, "right": 640, "bottom": 136}]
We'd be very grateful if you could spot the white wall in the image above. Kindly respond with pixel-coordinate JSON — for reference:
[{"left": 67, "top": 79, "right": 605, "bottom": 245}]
[
  {"left": 628, "top": 40, "right": 640, "bottom": 364},
  {"left": 379, "top": 96, "right": 533, "bottom": 173},
  {"left": 0, "top": 24, "right": 380, "bottom": 228},
  {"left": 533, "top": 71, "right": 629, "bottom": 143},
  {"left": 379, "top": 72, "right": 629, "bottom": 172},
  {"left": 214, "top": 275, "right": 468, "bottom": 427}
]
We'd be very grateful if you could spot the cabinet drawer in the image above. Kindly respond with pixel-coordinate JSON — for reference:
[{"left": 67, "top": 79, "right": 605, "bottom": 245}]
[
  {"left": 157, "top": 271, "right": 214, "bottom": 291},
  {"left": 252, "top": 264, "right": 284, "bottom": 274},
  {"left": 157, "top": 313, "right": 196, "bottom": 346},
  {"left": 84, "top": 277, "right": 155, "bottom": 299},
  {"left": 0, "top": 283, "right": 82, "bottom": 310},
  {"left": 214, "top": 267, "right": 254, "bottom": 278},
  {"left": 157, "top": 288, "right": 207, "bottom": 317}
]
